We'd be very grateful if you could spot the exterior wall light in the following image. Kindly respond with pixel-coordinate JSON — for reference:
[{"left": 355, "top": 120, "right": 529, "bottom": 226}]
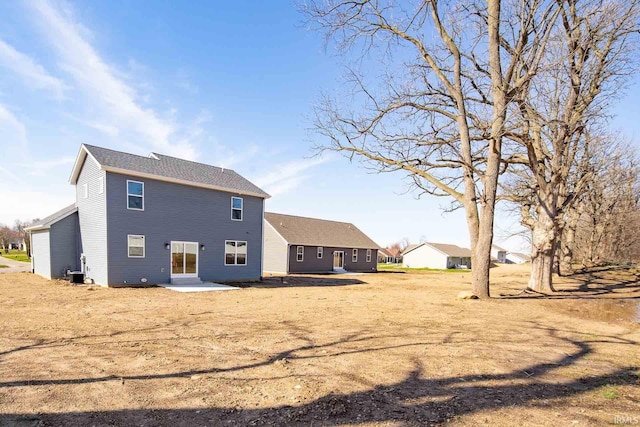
[
  {"left": 200, "top": 244, "right": 206, "bottom": 251},
  {"left": 165, "top": 243, "right": 170, "bottom": 250}
]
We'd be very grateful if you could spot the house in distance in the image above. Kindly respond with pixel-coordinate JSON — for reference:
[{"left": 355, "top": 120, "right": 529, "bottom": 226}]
[
  {"left": 402, "top": 242, "right": 472, "bottom": 269},
  {"left": 26, "top": 144, "right": 270, "bottom": 286},
  {"left": 263, "top": 212, "right": 380, "bottom": 274}
]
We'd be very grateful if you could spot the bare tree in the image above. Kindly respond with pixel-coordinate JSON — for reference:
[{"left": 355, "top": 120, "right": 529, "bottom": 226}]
[
  {"left": 569, "top": 142, "right": 640, "bottom": 266},
  {"left": 0, "top": 225, "right": 15, "bottom": 253},
  {"left": 504, "top": 0, "right": 640, "bottom": 292},
  {"left": 303, "top": 0, "right": 557, "bottom": 298}
]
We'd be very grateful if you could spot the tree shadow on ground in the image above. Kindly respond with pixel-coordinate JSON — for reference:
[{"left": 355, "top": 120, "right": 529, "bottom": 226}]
[
  {"left": 1, "top": 326, "right": 637, "bottom": 426},
  {"left": 500, "top": 266, "right": 640, "bottom": 300}
]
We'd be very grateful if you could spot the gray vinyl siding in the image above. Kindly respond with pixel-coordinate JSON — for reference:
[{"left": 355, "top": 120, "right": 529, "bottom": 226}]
[
  {"left": 49, "top": 212, "right": 81, "bottom": 278},
  {"left": 106, "top": 172, "right": 264, "bottom": 285},
  {"left": 288, "top": 246, "right": 378, "bottom": 273},
  {"left": 76, "top": 157, "right": 109, "bottom": 285},
  {"left": 31, "top": 230, "right": 51, "bottom": 279},
  {"left": 263, "top": 222, "right": 288, "bottom": 273}
]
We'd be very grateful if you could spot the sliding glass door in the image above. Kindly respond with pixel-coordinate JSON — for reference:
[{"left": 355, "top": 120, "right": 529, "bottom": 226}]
[{"left": 171, "top": 241, "right": 198, "bottom": 277}]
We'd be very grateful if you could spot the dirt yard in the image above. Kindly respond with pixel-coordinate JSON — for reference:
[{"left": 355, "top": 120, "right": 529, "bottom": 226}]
[{"left": 0, "top": 264, "right": 638, "bottom": 426}]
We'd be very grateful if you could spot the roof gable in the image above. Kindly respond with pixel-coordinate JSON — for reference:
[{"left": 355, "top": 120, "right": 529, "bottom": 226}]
[
  {"left": 25, "top": 204, "right": 77, "bottom": 232},
  {"left": 403, "top": 242, "right": 472, "bottom": 257},
  {"left": 264, "top": 212, "right": 380, "bottom": 249},
  {"left": 426, "top": 242, "right": 472, "bottom": 257},
  {"left": 69, "top": 144, "right": 269, "bottom": 198}
]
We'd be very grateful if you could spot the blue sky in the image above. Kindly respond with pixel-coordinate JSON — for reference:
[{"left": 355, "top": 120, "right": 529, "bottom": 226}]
[{"left": 0, "top": 0, "right": 638, "bottom": 251}]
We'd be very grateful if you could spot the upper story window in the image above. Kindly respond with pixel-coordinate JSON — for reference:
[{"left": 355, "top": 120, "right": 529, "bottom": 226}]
[
  {"left": 127, "top": 235, "right": 145, "bottom": 258},
  {"left": 82, "top": 183, "right": 88, "bottom": 199},
  {"left": 317, "top": 247, "right": 323, "bottom": 259},
  {"left": 366, "top": 249, "right": 372, "bottom": 263},
  {"left": 297, "top": 246, "right": 304, "bottom": 262},
  {"left": 225, "top": 240, "right": 247, "bottom": 265},
  {"left": 127, "top": 180, "right": 144, "bottom": 211},
  {"left": 231, "top": 197, "right": 243, "bottom": 221},
  {"left": 352, "top": 248, "right": 358, "bottom": 262}
]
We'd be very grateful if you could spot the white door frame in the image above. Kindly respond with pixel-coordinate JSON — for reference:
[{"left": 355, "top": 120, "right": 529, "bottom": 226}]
[
  {"left": 170, "top": 241, "right": 199, "bottom": 278},
  {"left": 333, "top": 251, "right": 344, "bottom": 271}
]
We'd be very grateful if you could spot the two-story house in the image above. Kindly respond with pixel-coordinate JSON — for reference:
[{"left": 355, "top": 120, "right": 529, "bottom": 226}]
[{"left": 26, "top": 144, "right": 269, "bottom": 286}]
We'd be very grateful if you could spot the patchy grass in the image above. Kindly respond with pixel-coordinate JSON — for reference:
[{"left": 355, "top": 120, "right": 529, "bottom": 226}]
[
  {"left": 0, "top": 265, "right": 8, "bottom": 268},
  {"left": 602, "top": 386, "right": 619, "bottom": 399},
  {"left": 0, "top": 250, "right": 30, "bottom": 262}
]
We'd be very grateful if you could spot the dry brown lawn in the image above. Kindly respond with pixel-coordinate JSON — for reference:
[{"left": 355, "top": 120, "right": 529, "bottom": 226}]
[{"left": 0, "top": 264, "right": 638, "bottom": 426}]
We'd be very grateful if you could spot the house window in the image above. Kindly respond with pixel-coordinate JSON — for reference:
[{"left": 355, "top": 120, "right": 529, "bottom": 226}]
[
  {"left": 128, "top": 235, "right": 145, "bottom": 258},
  {"left": 127, "top": 180, "right": 144, "bottom": 210},
  {"left": 231, "top": 197, "right": 243, "bottom": 221},
  {"left": 83, "top": 183, "right": 88, "bottom": 198},
  {"left": 98, "top": 177, "right": 104, "bottom": 194},
  {"left": 317, "top": 247, "right": 323, "bottom": 259},
  {"left": 366, "top": 249, "right": 372, "bottom": 263},
  {"left": 225, "top": 240, "right": 247, "bottom": 265},
  {"left": 297, "top": 246, "right": 304, "bottom": 262},
  {"left": 352, "top": 248, "right": 358, "bottom": 262}
]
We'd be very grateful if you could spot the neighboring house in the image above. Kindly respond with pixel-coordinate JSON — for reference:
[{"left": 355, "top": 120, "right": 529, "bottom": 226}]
[
  {"left": 491, "top": 244, "right": 508, "bottom": 263},
  {"left": 1, "top": 239, "right": 26, "bottom": 251},
  {"left": 506, "top": 252, "right": 531, "bottom": 264},
  {"left": 402, "top": 242, "right": 472, "bottom": 269},
  {"left": 26, "top": 144, "right": 269, "bottom": 286},
  {"left": 263, "top": 212, "right": 379, "bottom": 274},
  {"left": 378, "top": 248, "right": 393, "bottom": 263},
  {"left": 378, "top": 247, "right": 402, "bottom": 263}
]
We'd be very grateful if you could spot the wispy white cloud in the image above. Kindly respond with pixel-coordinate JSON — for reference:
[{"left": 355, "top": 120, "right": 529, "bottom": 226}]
[
  {"left": 0, "top": 165, "right": 21, "bottom": 184},
  {"left": 0, "top": 39, "right": 68, "bottom": 99},
  {"left": 65, "top": 114, "right": 120, "bottom": 137},
  {"left": 28, "top": 0, "right": 197, "bottom": 159},
  {"left": 22, "top": 156, "right": 76, "bottom": 176},
  {"left": 253, "top": 156, "right": 331, "bottom": 196},
  {"left": 0, "top": 104, "right": 28, "bottom": 149}
]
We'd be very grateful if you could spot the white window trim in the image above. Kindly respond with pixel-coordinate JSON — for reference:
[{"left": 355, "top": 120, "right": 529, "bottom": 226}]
[
  {"left": 366, "top": 249, "right": 372, "bottom": 263},
  {"left": 127, "top": 234, "right": 145, "bottom": 258},
  {"left": 231, "top": 196, "right": 243, "bottom": 221},
  {"left": 297, "top": 246, "right": 304, "bottom": 262},
  {"left": 225, "top": 240, "right": 248, "bottom": 266},
  {"left": 98, "top": 177, "right": 104, "bottom": 194},
  {"left": 352, "top": 248, "right": 358, "bottom": 262},
  {"left": 317, "top": 247, "right": 323, "bottom": 259},
  {"left": 83, "top": 183, "right": 88, "bottom": 199},
  {"left": 127, "top": 180, "right": 144, "bottom": 211}
]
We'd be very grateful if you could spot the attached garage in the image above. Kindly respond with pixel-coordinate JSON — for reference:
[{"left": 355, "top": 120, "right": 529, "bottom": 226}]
[{"left": 26, "top": 204, "right": 81, "bottom": 280}]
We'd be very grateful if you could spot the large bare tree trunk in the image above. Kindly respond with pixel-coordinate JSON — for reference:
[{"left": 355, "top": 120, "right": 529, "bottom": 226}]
[
  {"left": 528, "top": 207, "right": 557, "bottom": 292},
  {"left": 559, "top": 209, "right": 579, "bottom": 275}
]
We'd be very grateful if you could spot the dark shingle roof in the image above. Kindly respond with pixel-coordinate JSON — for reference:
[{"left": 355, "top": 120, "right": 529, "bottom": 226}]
[
  {"left": 25, "top": 204, "right": 77, "bottom": 230},
  {"left": 265, "top": 212, "right": 380, "bottom": 249},
  {"left": 83, "top": 144, "right": 269, "bottom": 198}
]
